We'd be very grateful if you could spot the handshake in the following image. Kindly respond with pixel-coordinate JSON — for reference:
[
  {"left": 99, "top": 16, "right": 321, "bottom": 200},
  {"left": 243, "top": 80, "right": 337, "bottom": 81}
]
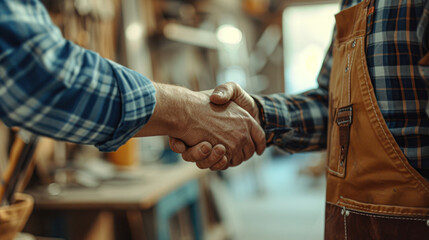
[{"left": 135, "top": 82, "right": 266, "bottom": 170}]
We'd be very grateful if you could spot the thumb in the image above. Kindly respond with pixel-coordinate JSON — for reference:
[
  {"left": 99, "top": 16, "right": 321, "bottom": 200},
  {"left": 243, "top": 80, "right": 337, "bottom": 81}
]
[
  {"left": 212, "top": 82, "right": 258, "bottom": 119},
  {"left": 211, "top": 82, "right": 259, "bottom": 121},
  {"left": 169, "top": 137, "right": 187, "bottom": 153},
  {"left": 210, "top": 82, "right": 240, "bottom": 105}
]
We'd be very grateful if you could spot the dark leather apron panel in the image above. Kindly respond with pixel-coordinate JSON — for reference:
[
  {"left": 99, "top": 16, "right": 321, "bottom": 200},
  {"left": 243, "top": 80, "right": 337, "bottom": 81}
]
[
  {"left": 324, "top": 203, "right": 345, "bottom": 240},
  {"left": 325, "top": 203, "right": 429, "bottom": 240},
  {"left": 346, "top": 210, "right": 429, "bottom": 240}
]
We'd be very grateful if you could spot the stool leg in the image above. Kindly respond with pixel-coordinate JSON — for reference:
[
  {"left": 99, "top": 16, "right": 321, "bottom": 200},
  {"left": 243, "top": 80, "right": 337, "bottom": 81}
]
[
  {"left": 156, "top": 180, "right": 203, "bottom": 240},
  {"left": 189, "top": 200, "right": 203, "bottom": 240},
  {"left": 156, "top": 213, "right": 170, "bottom": 240}
]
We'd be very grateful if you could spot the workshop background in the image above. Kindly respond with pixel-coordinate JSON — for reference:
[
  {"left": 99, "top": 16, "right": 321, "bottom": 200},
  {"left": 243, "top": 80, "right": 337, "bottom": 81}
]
[{"left": 1, "top": 0, "right": 340, "bottom": 239}]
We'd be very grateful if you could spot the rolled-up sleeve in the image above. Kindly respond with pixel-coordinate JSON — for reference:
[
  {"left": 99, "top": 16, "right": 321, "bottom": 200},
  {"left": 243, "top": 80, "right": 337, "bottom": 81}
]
[{"left": 0, "top": 0, "right": 156, "bottom": 152}]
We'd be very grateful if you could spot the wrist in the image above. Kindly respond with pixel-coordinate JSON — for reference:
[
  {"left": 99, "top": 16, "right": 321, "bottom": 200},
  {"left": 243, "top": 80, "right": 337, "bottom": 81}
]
[
  {"left": 135, "top": 83, "right": 190, "bottom": 138},
  {"left": 157, "top": 83, "right": 191, "bottom": 137}
]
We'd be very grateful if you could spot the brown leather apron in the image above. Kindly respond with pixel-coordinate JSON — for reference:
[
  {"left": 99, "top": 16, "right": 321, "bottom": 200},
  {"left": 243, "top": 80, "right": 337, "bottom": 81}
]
[{"left": 325, "top": 0, "right": 429, "bottom": 239}]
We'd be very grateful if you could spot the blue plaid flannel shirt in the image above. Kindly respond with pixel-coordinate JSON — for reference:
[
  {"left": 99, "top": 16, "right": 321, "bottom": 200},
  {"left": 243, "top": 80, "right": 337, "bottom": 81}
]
[
  {"left": 254, "top": 0, "right": 429, "bottom": 177},
  {"left": 0, "top": 0, "right": 156, "bottom": 152}
]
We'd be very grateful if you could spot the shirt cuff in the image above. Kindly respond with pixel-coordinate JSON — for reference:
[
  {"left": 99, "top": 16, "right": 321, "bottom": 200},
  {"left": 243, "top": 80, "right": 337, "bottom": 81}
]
[
  {"left": 96, "top": 62, "right": 156, "bottom": 152},
  {"left": 251, "top": 95, "right": 294, "bottom": 147}
]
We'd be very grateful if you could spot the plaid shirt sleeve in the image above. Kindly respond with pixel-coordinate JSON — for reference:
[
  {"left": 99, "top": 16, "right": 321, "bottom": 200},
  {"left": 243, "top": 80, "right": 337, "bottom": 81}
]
[
  {"left": 0, "top": 0, "right": 156, "bottom": 152},
  {"left": 253, "top": 42, "right": 333, "bottom": 153}
]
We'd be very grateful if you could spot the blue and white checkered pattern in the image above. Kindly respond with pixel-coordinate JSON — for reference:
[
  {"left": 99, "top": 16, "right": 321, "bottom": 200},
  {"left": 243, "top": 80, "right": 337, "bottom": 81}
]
[
  {"left": 0, "top": 0, "right": 156, "bottom": 152},
  {"left": 254, "top": 0, "right": 429, "bottom": 177}
]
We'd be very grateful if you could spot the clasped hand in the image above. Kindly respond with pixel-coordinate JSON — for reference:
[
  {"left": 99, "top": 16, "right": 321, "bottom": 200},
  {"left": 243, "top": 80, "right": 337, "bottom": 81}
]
[{"left": 170, "top": 82, "right": 266, "bottom": 170}]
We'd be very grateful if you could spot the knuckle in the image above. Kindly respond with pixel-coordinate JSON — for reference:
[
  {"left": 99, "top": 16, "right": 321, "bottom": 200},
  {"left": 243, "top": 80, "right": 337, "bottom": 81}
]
[
  {"left": 191, "top": 149, "right": 203, "bottom": 160},
  {"left": 215, "top": 85, "right": 227, "bottom": 93},
  {"left": 239, "top": 135, "right": 248, "bottom": 144},
  {"left": 229, "top": 142, "right": 237, "bottom": 151},
  {"left": 209, "top": 151, "right": 223, "bottom": 162},
  {"left": 228, "top": 82, "right": 240, "bottom": 89}
]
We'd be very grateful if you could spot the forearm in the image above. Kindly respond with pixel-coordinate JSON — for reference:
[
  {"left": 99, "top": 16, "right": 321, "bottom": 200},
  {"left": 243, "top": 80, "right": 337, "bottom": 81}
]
[{"left": 0, "top": 0, "right": 156, "bottom": 152}]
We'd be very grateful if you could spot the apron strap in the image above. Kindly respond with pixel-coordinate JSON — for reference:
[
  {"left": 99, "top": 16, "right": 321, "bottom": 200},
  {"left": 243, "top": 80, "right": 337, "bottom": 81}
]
[{"left": 337, "top": 105, "right": 353, "bottom": 167}]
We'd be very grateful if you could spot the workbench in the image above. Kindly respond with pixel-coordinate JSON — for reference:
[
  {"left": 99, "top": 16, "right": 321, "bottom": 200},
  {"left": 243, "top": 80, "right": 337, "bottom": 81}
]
[{"left": 24, "top": 162, "right": 224, "bottom": 240}]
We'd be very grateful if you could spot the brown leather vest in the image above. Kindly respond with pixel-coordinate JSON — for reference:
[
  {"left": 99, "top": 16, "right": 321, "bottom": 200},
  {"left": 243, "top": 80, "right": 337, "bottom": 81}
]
[{"left": 324, "top": 0, "right": 429, "bottom": 239}]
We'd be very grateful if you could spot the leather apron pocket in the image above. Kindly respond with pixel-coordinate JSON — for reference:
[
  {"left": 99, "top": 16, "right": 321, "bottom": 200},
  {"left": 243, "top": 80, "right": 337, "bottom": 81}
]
[
  {"left": 327, "top": 107, "right": 344, "bottom": 178},
  {"left": 326, "top": 39, "right": 356, "bottom": 179},
  {"left": 326, "top": 198, "right": 429, "bottom": 240}
]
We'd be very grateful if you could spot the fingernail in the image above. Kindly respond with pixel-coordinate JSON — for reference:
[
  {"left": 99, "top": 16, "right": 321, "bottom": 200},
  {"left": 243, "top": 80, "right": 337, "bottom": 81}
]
[
  {"left": 173, "top": 142, "right": 180, "bottom": 149},
  {"left": 215, "top": 147, "right": 224, "bottom": 155},
  {"left": 201, "top": 145, "right": 210, "bottom": 154},
  {"left": 173, "top": 143, "right": 182, "bottom": 152},
  {"left": 214, "top": 91, "right": 223, "bottom": 97}
]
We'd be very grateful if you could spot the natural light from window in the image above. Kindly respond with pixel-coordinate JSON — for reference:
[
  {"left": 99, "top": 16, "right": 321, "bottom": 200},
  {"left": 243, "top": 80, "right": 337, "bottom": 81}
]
[{"left": 283, "top": 3, "right": 340, "bottom": 94}]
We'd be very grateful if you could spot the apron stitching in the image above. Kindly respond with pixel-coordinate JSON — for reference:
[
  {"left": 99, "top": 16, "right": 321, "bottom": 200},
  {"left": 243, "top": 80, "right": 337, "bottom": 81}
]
[
  {"left": 347, "top": 53, "right": 351, "bottom": 105},
  {"left": 348, "top": 41, "right": 357, "bottom": 105},
  {"left": 341, "top": 202, "right": 429, "bottom": 216},
  {"left": 328, "top": 166, "right": 344, "bottom": 176},
  {"left": 343, "top": 207, "right": 348, "bottom": 240},
  {"left": 359, "top": 37, "right": 429, "bottom": 194},
  {"left": 337, "top": 130, "right": 343, "bottom": 173},
  {"left": 350, "top": 210, "right": 428, "bottom": 221},
  {"left": 340, "top": 56, "right": 346, "bottom": 107}
]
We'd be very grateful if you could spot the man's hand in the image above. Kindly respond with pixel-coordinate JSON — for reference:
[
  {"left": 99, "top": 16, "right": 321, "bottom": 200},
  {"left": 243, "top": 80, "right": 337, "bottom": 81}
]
[
  {"left": 210, "top": 82, "right": 260, "bottom": 123},
  {"left": 169, "top": 82, "right": 265, "bottom": 170},
  {"left": 169, "top": 139, "right": 230, "bottom": 170},
  {"left": 135, "top": 83, "right": 265, "bottom": 170}
]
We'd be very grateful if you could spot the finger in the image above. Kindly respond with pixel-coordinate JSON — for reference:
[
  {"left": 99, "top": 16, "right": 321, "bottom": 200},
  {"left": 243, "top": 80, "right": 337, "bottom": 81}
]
[
  {"left": 221, "top": 159, "right": 230, "bottom": 170},
  {"left": 182, "top": 142, "right": 212, "bottom": 162},
  {"left": 210, "top": 82, "right": 241, "bottom": 105},
  {"left": 169, "top": 137, "right": 186, "bottom": 153},
  {"left": 250, "top": 119, "right": 267, "bottom": 155},
  {"left": 210, "top": 156, "right": 228, "bottom": 171},
  {"left": 230, "top": 151, "right": 245, "bottom": 167},
  {"left": 243, "top": 139, "right": 256, "bottom": 160},
  {"left": 196, "top": 145, "right": 226, "bottom": 169}
]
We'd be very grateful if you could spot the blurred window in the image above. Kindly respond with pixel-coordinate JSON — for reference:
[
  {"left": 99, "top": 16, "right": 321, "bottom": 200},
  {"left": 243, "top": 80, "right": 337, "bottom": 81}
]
[{"left": 283, "top": 3, "right": 339, "bottom": 94}]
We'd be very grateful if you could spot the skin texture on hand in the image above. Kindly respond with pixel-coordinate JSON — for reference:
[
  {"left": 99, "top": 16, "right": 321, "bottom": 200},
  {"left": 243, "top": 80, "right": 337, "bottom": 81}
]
[
  {"left": 169, "top": 82, "right": 266, "bottom": 170},
  {"left": 211, "top": 82, "right": 260, "bottom": 123},
  {"left": 135, "top": 82, "right": 265, "bottom": 170}
]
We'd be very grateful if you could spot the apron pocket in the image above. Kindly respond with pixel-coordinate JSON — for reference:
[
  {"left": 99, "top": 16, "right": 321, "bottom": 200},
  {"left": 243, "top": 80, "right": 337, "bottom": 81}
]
[
  {"left": 334, "top": 197, "right": 429, "bottom": 240},
  {"left": 327, "top": 107, "right": 347, "bottom": 178}
]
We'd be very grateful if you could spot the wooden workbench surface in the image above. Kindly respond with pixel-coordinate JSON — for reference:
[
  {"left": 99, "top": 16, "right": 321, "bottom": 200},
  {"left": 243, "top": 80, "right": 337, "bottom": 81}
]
[{"left": 25, "top": 162, "right": 207, "bottom": 210}]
